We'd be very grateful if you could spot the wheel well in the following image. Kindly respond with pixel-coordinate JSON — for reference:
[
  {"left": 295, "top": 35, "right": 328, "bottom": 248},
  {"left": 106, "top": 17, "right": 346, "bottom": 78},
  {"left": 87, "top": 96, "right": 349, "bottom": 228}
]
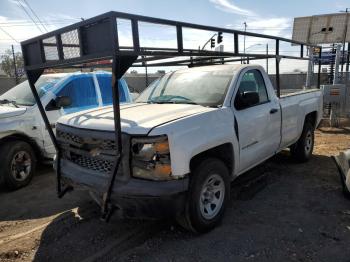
[
  {"left": 0, "top": 134, "right": 42, "bottom": 160},
  {"left": 304, "top": 111, "right": 317, "bottom": 129},
  {"left": 190, "top": 143, "right": 234, "bottom": 174}
]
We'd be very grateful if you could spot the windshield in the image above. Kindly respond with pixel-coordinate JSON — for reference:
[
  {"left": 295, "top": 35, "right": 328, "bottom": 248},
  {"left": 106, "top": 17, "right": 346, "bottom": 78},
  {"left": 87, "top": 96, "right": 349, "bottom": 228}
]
[
  {"left": 135, "top": 68, "right": 234, "bottom": 107},
  {"left": 0, "top": 75, "right": 63, "bottom": 106}
]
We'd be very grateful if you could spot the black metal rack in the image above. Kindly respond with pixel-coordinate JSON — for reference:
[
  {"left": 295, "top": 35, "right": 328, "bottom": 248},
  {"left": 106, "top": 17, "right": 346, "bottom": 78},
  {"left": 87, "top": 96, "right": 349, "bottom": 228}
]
[{"left": 21, "top": 11, "right": 322, "bottom": 219}]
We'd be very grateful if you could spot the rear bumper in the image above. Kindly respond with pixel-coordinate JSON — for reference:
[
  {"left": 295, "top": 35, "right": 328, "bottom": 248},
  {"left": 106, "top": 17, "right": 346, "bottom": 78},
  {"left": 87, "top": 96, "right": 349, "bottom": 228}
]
[{"left": 58, "top": 159, "right": 189, "bottom": 219}]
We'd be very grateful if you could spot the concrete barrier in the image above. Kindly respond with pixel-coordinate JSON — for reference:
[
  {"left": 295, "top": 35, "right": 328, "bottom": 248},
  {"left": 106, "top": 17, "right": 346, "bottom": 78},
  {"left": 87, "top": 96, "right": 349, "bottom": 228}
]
[{"left": 0, "top": 72, "right": 344, "bottom": 96}]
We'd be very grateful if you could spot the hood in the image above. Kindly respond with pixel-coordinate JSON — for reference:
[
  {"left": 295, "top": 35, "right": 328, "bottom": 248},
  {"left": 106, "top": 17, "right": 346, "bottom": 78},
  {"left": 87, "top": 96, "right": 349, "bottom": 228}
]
[
  {"left": 0, "top": 106, "right": 27, "bottom": 119},
  {"left": 58, "top": 103, "right": 214, "bottom": 134}
]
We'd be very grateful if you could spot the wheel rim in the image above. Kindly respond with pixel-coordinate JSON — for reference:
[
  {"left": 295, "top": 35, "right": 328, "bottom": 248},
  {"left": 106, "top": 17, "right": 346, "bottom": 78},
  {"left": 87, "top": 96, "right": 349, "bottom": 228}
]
[
  {"left": 199, "top": 174, "right": 225, "bottom": 220},
  {"left": 10, "top": 151, "right": 32, "bottom": 182},
  {"left": 305, "top": 131, "right": 313, "bottom": 154}
]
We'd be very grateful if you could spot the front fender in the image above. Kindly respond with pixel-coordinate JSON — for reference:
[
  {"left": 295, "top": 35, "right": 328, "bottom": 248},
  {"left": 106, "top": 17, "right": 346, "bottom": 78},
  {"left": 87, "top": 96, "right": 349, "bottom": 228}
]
[
  {"left": 149, "top": 108, "right": 239, "bottom": 178},
  {"left": 0, "top": 130, "right": 17, "bottom": 141}
]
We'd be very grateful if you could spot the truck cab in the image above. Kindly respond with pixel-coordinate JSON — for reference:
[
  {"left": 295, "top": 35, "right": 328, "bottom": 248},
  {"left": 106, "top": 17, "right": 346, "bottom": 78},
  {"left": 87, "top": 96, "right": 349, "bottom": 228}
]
[{"left": 0, "top": 71, "right": 132, "bottom": 190}]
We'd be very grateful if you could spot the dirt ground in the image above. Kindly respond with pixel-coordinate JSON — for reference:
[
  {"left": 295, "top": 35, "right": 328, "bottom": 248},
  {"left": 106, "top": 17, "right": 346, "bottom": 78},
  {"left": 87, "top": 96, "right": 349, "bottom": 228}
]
[{"left": 0, "top": 126, "right": 350, "bottom": 262}]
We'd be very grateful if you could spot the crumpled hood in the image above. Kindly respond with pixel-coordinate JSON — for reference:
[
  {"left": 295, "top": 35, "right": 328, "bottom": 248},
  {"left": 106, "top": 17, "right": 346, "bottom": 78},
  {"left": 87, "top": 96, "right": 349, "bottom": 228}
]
[
  {"left": 58, "top": 103, "right": 214, "bottom": 134},
  {"left": 0, "top": 106, "right": 27, "bottom": 119}
]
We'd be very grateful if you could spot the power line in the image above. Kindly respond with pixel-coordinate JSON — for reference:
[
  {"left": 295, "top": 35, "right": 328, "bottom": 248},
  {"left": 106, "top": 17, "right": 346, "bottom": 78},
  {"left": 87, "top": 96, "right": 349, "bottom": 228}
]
[
  {"left": 0, "top": 26, "right": 19, "bottom": 43},
  {"left": 15, "top": 0, "right": 44, "bottom": 33},
  {"left": 0, "top": 22, "right": 76, "bottom": 27},
  {"left": 21, "top": 0, "right": 48, "bottom": 32},
  {"left": 0, "top": 18, "right": 80, "bottom": 25}
]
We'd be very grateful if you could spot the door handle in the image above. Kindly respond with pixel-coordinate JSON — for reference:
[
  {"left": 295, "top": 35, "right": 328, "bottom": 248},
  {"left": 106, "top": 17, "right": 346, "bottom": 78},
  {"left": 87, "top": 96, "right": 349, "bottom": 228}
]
[{"left": 270, "top": 108, "right": 279, "bottom": 114}]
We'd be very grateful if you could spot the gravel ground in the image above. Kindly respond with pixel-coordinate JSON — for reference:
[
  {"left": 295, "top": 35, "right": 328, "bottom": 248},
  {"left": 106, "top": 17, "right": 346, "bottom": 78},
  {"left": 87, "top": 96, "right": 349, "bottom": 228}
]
[{"left": 0, "top": 126, "right": 350, "bottom": 262}]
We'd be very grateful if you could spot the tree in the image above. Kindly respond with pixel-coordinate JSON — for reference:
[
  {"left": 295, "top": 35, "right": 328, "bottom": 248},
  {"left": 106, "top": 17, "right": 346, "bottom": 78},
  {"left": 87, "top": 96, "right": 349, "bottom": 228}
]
[{"left": 0, "top": 49, "right": 24, "bottom": 78}]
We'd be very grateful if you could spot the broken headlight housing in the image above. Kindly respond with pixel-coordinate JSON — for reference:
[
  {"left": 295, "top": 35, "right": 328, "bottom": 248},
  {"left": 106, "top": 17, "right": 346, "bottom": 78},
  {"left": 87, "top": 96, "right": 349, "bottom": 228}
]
[{"left": 131, "top": 135, "right": 172, "bottom": 181}]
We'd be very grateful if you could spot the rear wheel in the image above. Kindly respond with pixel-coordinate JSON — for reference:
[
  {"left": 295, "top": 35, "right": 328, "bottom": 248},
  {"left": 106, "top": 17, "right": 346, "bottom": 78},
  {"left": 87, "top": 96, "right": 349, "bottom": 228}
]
[
  {"left": 290, "top": 121, "right": 314, "bottom": 162},
  {"left": 178, "top": 158, "right": 230, "bottom": 233},
  {"left": 0, "top": 141, "right": 36, "bottom": 190}
]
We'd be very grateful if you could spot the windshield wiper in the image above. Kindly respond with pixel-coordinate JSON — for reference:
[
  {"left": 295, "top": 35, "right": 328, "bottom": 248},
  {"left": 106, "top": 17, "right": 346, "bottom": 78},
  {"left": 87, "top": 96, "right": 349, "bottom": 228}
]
[
  {"left": 0, "top": 99, "right": 19, "bottom": 108},
  {"left": 148, "top": 95, "right": 199, "bottom": 105},
  {"left": 148, "top": 100, "right": 199, "bottom": 105}
]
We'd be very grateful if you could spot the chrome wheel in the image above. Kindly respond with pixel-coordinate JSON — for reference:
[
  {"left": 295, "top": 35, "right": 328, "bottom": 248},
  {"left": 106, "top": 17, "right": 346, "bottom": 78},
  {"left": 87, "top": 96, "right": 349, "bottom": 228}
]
[
  {"left": 199, "top": 174, "right": 225, "bottom": 220},
  {"left": 10, "top": 151, "right": 32, "bottom": 182},
  {"left": 305, "top": 130, "right": 313, "bottom": 154}
]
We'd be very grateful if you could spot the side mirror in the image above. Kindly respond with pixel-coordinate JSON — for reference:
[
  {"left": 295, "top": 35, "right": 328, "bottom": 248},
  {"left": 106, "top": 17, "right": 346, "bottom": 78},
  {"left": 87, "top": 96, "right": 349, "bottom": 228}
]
[
  {"left": 130, "top": 92, "right": 140, "bottom": 101},
  {"left": 55, "top": 96, "right": 71, "bottom": 108},
  {"left": 45, "top": 96, "right": 72, "bottom": 111},
  {"left": 235, "top": 91, "right": 259, "bottom": 110}
]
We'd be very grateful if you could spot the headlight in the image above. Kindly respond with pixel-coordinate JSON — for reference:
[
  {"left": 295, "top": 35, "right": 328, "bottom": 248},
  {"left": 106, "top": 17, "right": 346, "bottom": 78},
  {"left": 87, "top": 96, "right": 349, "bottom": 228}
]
[{"left": 131, "top": 135, "right": 172, "bottom": 181}]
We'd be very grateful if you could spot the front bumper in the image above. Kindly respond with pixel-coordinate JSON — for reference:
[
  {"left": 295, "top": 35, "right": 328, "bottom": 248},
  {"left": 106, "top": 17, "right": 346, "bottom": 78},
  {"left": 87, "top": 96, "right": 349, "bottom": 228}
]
[{"left": 58, "top": 159, "right": 189, "bottom": 219}]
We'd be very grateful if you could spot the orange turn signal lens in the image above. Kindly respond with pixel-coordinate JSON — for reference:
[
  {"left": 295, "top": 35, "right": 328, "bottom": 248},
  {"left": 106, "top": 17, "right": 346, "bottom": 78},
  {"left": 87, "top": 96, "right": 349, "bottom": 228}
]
[
  {"left": 154, "top": 141, "right": 169, "bottom": 154},
  {"left": 155, "top": 163, "right": 172, "bottom": 177}
]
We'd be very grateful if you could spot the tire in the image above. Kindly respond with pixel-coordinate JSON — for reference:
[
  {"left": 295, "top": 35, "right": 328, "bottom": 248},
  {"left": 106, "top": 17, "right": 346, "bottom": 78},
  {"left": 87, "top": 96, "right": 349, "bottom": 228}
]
[
  {"left": 290, "top": 121, "right": 314, "bottom": 162},
  {"left": 0, "top": 141, "right": 37, "bottom": 190},
  {"left": 177, "top": 158, "right": 230, "bottom": 233}
]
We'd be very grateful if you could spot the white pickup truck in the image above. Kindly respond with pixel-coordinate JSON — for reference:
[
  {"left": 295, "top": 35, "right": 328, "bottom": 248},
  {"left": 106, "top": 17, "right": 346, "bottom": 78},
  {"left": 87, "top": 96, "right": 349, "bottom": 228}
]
[
  {"left": 55, "top": 64, "right": 323, "bottom": 232},
  {"left": 0, "top": 71, "right": 132, "bottom": 190}
]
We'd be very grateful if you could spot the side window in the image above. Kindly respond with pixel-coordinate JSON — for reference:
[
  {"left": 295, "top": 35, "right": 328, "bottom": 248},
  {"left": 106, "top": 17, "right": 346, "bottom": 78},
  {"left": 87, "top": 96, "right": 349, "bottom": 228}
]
[
  {"left": 97, "top": 75, "right": 126, "bottom": 105},
  {"left": 234, "top": 69, "right": 268, "bottom": 110},
  {"left": 57, "top": 76, "right": 97, "bottom": 108}
]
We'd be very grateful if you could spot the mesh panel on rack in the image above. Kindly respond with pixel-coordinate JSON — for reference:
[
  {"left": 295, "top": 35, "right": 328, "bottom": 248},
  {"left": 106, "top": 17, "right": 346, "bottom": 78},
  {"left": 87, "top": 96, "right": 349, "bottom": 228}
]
[
  {"left": 61, "top": 30, "right": 80, "bottom": 59},
  {"left": 43, "top": 36, "right": 59, "bottom": 60}
]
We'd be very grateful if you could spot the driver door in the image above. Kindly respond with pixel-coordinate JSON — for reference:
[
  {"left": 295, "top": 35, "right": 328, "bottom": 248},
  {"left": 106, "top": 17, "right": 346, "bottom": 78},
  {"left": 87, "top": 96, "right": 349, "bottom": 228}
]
[{"left": 232, "top": 69, "right": 280, "bottom": 173}]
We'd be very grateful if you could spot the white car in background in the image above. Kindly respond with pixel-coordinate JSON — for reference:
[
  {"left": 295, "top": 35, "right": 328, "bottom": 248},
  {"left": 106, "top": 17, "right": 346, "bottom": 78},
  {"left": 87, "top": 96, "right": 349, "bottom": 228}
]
[{"left": 0, "top": 71, "right": 132, "bottom": 190}]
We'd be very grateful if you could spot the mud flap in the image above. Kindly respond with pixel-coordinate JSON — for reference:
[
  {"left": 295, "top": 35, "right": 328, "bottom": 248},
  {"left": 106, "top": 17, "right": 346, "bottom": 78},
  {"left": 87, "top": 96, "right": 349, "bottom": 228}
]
[{"left": 332, "top": 150, "right": 350, "bottom": 198}]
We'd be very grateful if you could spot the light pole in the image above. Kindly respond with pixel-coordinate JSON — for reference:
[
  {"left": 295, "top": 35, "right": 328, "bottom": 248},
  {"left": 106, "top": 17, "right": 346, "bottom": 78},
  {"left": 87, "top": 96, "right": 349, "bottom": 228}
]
[
  {"left": 245, "top": 43, "right": 262, "bottom": 64},
  {"left": 201, "top": 33, "right": 217, "bottom": 50},
  {"left": 241, "top": 22, "right": 247, "bottom": 64},
  {"left": 243, "top": 22, "right": 247, "bottom": 53}
]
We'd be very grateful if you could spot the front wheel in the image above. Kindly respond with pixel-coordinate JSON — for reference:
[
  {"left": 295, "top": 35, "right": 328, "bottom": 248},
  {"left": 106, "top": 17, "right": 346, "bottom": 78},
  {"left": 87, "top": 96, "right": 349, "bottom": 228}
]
[
  {"left": 178, "top": 158, "right": 230, "bottom": 233},
  {"left": 0, "top": 141, "right": 37, "bottom": 190},
  {"left": 290, "top": 122, "right": 314, "bottom": 162}
]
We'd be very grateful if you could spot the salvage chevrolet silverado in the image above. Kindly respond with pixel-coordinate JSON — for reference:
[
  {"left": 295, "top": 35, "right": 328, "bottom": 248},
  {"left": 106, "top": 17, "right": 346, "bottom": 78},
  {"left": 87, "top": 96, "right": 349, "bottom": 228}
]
[{"left": 19, "top": 11, "right": 323, "bottom": 233}]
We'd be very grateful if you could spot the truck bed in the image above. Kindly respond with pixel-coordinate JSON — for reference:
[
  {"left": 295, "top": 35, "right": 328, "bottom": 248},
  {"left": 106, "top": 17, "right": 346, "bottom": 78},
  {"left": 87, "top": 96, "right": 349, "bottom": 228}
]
[
  {"left": 280, "top": 88, "right": 320, "bottom": 97},
  {"left": 278, "top": 88, "right": 323, "bottom": 150}
]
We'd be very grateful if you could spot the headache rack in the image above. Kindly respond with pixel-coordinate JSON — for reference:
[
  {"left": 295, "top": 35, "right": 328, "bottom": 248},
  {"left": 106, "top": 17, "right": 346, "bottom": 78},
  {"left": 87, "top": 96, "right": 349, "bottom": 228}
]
[{"left": 21, "top": 11, "right": 321, "bottom": 220}]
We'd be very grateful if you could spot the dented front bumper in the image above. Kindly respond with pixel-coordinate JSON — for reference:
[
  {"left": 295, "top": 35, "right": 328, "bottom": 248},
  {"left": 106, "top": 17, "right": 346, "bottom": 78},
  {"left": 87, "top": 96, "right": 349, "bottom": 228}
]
[{"left": 59, "top": 158, "right": 189, "bottom": 218}]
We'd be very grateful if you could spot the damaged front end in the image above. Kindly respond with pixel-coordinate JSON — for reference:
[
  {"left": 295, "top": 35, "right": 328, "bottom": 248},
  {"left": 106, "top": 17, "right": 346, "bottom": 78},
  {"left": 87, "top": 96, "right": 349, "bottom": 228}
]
[{"left": 54, "top": 123, "right": 188, "bottom": 220}]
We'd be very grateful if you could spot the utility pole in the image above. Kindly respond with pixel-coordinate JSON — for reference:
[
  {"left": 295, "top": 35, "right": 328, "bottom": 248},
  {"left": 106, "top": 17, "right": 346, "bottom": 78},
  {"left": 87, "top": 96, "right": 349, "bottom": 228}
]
[
  {"left": 266, "top": 43, "right": 269, "bottom": 74},
  {"left": 347, "top": 42, "right": 350, "bottom": 74},
  {"left": 142, "top": 56, "right": 148, "bottom": 87},
  {"left": 11, "top": 45, "right": 19, "bottom": 84},
  {"left": 243, "top": 22, "right": 247, "bottom": 53},
  {"left": 334, "top": 44, "right": 342, "bottom": 84},
  {"left": 340, "top": 8, "right": 349, "bottom": 74}
]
